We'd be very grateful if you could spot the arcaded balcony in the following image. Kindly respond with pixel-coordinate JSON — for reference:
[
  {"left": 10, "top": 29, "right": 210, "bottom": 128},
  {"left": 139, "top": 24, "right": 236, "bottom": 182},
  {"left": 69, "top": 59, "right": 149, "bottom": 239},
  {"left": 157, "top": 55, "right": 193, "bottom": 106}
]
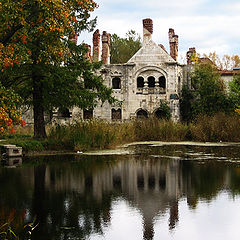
[{"left": 136, "top": 75, "right": 166, "bottom": 94}]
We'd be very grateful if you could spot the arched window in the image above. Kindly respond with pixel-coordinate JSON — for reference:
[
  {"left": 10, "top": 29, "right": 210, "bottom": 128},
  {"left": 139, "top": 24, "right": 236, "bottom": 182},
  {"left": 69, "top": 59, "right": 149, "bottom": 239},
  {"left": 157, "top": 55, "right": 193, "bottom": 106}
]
[
  {"left": 83, "top": 109, "right": 93, "bottom": 119},
  {"left": 137, "top": 77, "right": 144, "bottom": 88},
  {"left": 136, "top": 109, "right": 148, "bottom": 119},
  {"left": 159, "top": 76, "right": 166, "bottom": 89},
  {"left": 148, "top": 76, "right": 155, "bottom": 88},
  {"left": 112, "top": 77, "right": 121, "bottom": 89},
  {"left": 58, "top": 108, "right": 71, "bottom": 118},
  {"left": 111, "top": 108, "right": 121, "bottom": 120}
]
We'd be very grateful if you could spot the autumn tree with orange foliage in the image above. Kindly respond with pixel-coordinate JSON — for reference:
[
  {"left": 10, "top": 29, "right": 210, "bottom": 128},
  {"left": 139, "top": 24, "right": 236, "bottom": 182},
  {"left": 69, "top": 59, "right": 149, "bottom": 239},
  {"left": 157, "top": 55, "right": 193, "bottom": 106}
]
[
  {"left": 0, "top": 84, "right": 25, "bottom": 136},
  {"left": 0, "top": 0, "right": 114, "bottom": 138}
]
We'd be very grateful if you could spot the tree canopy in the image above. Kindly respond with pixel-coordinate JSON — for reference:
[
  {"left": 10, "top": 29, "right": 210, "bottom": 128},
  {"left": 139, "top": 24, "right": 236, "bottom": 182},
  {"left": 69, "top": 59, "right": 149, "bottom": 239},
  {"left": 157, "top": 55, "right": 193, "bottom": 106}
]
[
  {"left": 180, "top": 63, "right": 234, "bottom": 121},
  {"left": 0, "top": 84, "right": 25, "bottom": 135},
  {"left": 0, "top": 0, "right": 115, "bottom": 138},
  {"left": 110, "top": 30, "right": 141, "bottom": 64},
  {"left": 229, "top": 74, "right": 240, "bottom": 109},
  {"left": 203, "top": 52, "right": 240, "bottom": 70}
]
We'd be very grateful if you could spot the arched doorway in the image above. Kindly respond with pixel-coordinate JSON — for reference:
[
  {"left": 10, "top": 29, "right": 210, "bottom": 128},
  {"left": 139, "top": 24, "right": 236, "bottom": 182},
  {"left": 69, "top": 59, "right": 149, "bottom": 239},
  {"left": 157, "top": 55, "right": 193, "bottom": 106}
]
[
  {"left": 111, "top": 108, "right": 122, "bottom": 120},
  {"left": 154, "top": 108, "right": 170, "bottom": 120},
  {"left": 136, "top": 109, "right": 148, "bottom": 119},
  {"left": 83, "top": 109, "right": 93, "bottom": 119}
]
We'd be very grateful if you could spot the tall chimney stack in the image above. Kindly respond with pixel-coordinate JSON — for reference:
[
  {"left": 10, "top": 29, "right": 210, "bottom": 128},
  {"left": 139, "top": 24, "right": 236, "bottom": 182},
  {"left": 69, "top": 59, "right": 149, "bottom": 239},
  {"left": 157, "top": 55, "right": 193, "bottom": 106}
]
[
  {"left": 84, "top": 43, "right": 92, "bottom": 62},
  {"left": 92, "top": 29, "right": 100, "bottom": 62},
  {"left": 143, "top": 18, "right": 153, "bottom": 44},
  {"left": 186, "top": 47, "right": 196, "bottom": 65},
  {"left": 101, "top": 31, "right": 111, "bottom": 64},
  {"left": 168, "top": 28, "right": 178, "bottom": 61}
]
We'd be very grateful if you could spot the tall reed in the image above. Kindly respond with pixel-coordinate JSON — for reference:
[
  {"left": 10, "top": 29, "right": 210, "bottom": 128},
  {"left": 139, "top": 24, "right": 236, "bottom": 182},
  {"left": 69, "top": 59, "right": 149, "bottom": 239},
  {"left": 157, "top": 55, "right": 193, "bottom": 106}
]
[
  {"left": 134, "top": 117, "right": 188, "bottom": 141},
  {"left": 47, "top": 120, "right": 135, "bottom": 151},
  {"left": 190, "top": 113, "right": 240, "bottom": 142},
  {"left": 47, "top": 118, "right": 189, "bottom": 151}
]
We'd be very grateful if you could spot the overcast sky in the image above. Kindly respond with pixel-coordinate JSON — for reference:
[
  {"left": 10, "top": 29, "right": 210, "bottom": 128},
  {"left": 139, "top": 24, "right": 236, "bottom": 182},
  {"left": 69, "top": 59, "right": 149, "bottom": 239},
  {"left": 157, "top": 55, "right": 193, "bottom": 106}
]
[{"left": 79, "top": 0, "right": 240, "bottom": 63}]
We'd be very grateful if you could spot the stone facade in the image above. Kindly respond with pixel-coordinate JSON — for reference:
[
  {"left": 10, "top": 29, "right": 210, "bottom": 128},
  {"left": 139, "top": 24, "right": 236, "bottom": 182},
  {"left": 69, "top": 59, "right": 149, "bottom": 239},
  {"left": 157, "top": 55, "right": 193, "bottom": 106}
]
[
  {"left": 88, "top": 18, "right": 183, "bottom": 121},
  {"left": 22, "top": 18, "right": 238, "bottom": 124}
]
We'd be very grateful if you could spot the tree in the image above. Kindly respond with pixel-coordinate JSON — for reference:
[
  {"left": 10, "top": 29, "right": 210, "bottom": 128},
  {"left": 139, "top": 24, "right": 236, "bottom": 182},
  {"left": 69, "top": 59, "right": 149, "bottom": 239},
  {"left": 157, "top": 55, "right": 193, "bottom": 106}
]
[
  {"left": 110, "top": 30, "right": 141, "bottom": 64},
  {"left": 229, "top": 74, "right": 240, "bottom": 109},
  {"left": 0, "top": 84, "right": 25, "bottom": 135},
  {"left": 180, "top": 63, "right": 233, "bottom": 121},
  {"left": 203, "top": 52, "right": 240, "bottom": 70},
  {"left": 0, "top": 0, "right": 114, "bottom": 138},
  {"left": 180, "top": 85, "right": 194, "bottom": 123}
]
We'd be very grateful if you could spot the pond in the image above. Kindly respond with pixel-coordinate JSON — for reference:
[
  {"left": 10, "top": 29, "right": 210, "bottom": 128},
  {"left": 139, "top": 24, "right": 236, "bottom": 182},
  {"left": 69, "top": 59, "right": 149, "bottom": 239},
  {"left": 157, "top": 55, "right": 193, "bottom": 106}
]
[{"left": 1, "top": 142, "right": 240, "bottom": 240}]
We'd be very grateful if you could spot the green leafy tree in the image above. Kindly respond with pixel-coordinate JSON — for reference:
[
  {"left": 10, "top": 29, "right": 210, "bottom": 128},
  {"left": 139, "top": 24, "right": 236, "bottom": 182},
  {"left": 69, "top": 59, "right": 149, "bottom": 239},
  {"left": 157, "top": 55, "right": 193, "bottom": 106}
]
[
  {"left": 110, "top": 30, "right": 141, "bottom": 64},
  {"left": 0, "top": 0, "right": 115, "bottom": 138},
  {"left": 180, "top": 63, "right": 233, "bottom": 120},
  {"left": 157, "top": 100, "right": 171, "bottom": 120},
  {"left": 180, "top": 85, "right": 194, "bottom": 123},
  {"left": 229, "top": 74, "right": 240, "bottom": 108}
]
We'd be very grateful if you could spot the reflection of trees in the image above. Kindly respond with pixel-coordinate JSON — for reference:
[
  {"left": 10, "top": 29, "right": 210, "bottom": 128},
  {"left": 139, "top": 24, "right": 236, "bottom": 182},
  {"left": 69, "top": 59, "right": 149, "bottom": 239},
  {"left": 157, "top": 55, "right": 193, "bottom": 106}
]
[
  {"left": 182, "top": 161, "right": 226, "bottom": 201},
  {"left": 0, "top": 168, "right": 33, "bottom": 236},
  {"left": 1, "top": 144, "right": 240, "bottom": 239},
  {"left": 229, "top": 167, "right": 240, "bottom": 195},
  {"left": 30, "top": 156, "right": 115, "bottom": 240}
]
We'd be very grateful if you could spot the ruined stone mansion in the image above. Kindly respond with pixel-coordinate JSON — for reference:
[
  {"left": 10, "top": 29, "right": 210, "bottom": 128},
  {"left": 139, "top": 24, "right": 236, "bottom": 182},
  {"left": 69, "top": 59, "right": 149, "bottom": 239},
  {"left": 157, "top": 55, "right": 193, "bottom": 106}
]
[
  {"left": 79, "top": 18, "right": 183, "bottom": 121},
  {"left": 79, "top": 18, "right": 239, "bottom": 122},
  {"left": 23, "top": 18, "right": 238, "bottom": 123}
]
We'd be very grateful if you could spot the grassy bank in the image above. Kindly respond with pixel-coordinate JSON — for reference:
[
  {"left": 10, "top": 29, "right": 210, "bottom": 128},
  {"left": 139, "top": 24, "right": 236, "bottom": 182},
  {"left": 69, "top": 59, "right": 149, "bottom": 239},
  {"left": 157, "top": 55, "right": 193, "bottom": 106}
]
[{"left": 1, "top": 113, "right": 240, "bottom": 153}]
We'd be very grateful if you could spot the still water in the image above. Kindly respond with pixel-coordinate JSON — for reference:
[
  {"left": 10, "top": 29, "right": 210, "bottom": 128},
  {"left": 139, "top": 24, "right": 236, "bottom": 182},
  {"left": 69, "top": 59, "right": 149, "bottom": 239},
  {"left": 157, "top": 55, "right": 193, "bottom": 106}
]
[{"left": 1, "top": 142, "right": 240, "bottom": 240}]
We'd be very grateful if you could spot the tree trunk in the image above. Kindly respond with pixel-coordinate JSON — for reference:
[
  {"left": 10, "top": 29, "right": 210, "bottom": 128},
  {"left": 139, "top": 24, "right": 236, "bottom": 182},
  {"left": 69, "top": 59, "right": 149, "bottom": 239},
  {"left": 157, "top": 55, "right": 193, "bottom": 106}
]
[{"left": 32, "top": 65, "right": 47, "bottom": 138}]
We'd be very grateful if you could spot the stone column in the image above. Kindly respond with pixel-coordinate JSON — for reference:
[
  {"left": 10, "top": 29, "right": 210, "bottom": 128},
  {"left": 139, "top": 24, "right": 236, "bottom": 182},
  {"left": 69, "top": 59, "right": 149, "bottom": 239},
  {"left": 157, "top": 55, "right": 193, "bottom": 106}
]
[
  {"left": 92, "top": 29, "right": 100, "bottom": 62},
  {"left": 101, "top": 31, "right": 111, "bottom": 64},
  {"left": 155, "top": 77, "right": 160, "bottom": 94},
  {"left": 143, "top": 77, "right": 148, "bottom": 95}
]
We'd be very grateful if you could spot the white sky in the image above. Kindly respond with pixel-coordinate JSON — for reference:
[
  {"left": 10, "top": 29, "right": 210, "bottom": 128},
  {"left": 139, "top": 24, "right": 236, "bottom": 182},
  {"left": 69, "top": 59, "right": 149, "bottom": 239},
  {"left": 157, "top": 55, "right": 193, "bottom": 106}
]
[{"left": 78, "top": 0, "right": 240, "bottom": 63}]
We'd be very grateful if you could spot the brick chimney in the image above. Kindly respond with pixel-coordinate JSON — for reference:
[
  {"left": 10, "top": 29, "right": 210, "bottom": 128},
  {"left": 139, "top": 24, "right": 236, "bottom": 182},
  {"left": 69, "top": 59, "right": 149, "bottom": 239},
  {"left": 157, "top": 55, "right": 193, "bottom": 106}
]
[
  {"left": 92, "top": 29, "right": 100, "bottom": 62},
  {"left": 84, "top": 43, "right": 92, "bottom": 62},
  {"left": 186, "top": 47, "right": 196, "bottom": 65},
  {"left": 143, "top": 18, "right": 153, "bottom": 44},
  {"left": 101, "top": 31, "right": 111, "bottom": 64},
  {"left": 168, "top": 28, "right": 178, "bottom": 61}
]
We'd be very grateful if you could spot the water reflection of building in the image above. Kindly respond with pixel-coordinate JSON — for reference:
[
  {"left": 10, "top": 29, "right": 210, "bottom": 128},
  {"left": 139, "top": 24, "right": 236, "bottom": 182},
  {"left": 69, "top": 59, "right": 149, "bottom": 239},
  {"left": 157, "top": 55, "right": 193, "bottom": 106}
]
[
  {"left": 1, "top": 149, "right": 239, "bottom": 240},
  {"left": 44, "top": 156, "right": 184, "bottom": 239}
]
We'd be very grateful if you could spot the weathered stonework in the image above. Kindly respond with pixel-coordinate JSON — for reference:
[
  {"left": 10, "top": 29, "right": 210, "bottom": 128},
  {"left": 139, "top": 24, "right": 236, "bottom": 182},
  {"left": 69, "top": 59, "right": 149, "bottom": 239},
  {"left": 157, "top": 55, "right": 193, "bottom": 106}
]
[
  {"left": 101, "top": 31, "right": 111, "bottom": 64},
  {"left": 92, "top": 18, "right": 182, "bottom": 121},
  {"left": 23, "top": 19, "right": 238, "bottom": 124},
  {"left": 92, "top": 29, "right": 101, "bottom": 62}
]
